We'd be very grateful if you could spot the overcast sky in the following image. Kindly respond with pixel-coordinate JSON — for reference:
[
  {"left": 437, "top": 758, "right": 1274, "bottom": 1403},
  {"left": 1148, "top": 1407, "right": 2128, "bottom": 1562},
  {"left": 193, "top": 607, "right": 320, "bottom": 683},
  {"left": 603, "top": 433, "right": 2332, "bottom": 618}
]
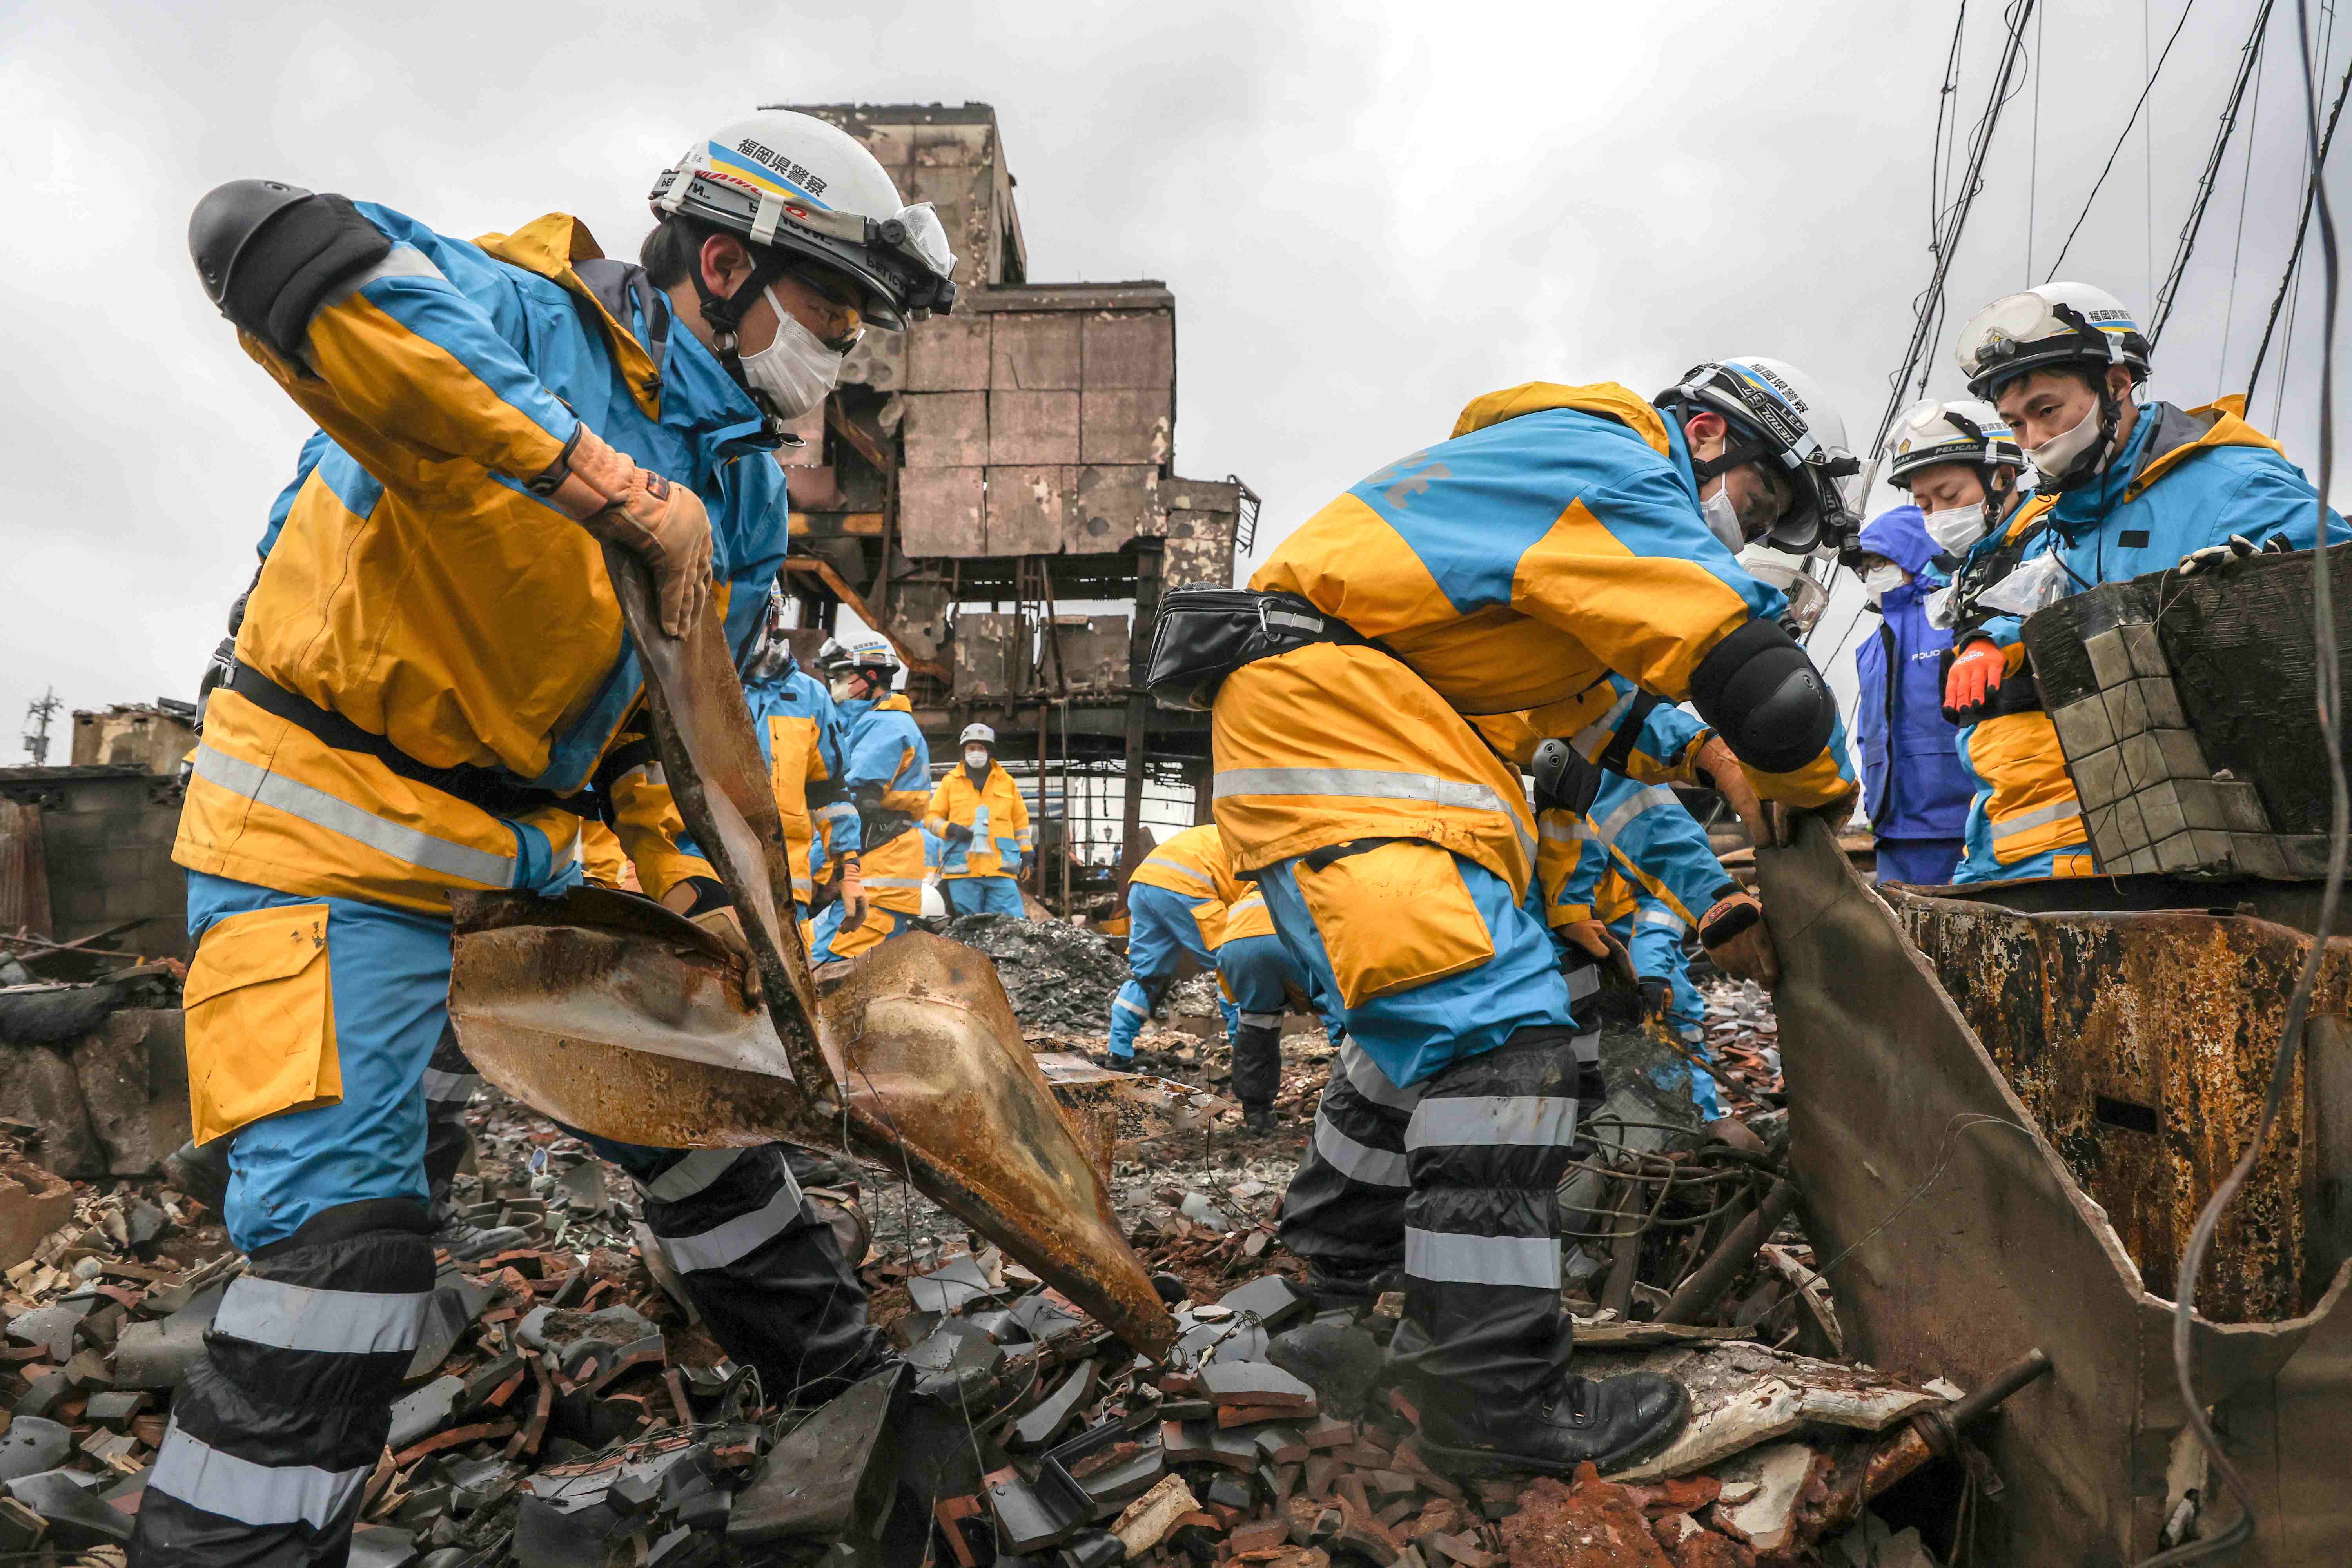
[{"left": 4, "top": 0, "right": 2347, "bottom": 758}]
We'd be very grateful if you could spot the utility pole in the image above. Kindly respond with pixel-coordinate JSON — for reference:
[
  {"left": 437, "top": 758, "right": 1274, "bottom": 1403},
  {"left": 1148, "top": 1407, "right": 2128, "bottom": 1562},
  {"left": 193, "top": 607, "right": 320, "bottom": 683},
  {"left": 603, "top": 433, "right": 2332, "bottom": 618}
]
[{"left": 21, "top": 688, "right": 60, "bottom": 765}]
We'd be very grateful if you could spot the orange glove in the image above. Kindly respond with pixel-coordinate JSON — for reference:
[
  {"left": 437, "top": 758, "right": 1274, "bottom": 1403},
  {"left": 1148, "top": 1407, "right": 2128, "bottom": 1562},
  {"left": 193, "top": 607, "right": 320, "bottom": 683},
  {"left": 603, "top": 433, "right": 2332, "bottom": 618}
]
[
  {"left": 1698, "top": 889, "right": 1780, "bottom": 988},
  {"left": 1944, "top": 640, "right": 2006, "bottom": 711},
  {"left": 838, "top": 859, "right": 868, "bottom": 930},
  {"left": 1694, "top": 735, "right": 1769, "bottom": 849},
  {"left": 547, "top": 426, "right": 713, "bottom": 639},
  {"left": 1561, "top": 919, "right": 1638, "bottom": 987}
]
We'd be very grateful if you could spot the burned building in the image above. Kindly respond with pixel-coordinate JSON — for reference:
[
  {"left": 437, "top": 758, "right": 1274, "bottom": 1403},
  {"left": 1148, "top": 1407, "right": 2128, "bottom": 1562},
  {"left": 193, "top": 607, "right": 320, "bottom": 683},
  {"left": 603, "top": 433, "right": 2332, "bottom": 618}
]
[{"left": 769, "top": 103, "right": 1253, "bottom": 896}]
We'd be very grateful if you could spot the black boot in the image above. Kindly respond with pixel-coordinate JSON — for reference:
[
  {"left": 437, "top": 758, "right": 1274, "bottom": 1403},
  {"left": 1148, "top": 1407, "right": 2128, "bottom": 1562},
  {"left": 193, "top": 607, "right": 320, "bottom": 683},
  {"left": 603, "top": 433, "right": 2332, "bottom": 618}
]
[{"left": 1416, "top": 1370, "right": 1689, "bottom": 1475}]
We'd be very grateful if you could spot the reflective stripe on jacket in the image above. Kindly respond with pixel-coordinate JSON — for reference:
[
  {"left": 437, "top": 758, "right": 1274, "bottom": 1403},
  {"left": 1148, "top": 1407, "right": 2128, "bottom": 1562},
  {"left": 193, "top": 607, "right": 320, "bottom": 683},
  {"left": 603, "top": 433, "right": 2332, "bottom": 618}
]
[
  {"left": 1126, "top": 824, "right": 1245, "bottom": 952},
  {"left": 178, "top": 209, "right": 786, "bottom": 912},
  {"left": 1537, "top": 773, "right": 1730, "bottom": 932},
  {"left": 927, "top": 762, "right": 1032, "bottom": 879},
  {"left": 1215, "top": 381, "right": 1853, "bottom": 905}
]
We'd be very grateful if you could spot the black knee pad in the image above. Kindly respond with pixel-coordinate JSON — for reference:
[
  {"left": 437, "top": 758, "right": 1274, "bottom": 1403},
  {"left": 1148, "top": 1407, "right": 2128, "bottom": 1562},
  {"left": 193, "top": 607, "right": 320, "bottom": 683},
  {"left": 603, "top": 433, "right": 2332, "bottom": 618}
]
[
  {"left": 1689, "top": 619, "right": 1837, "bottom": 775},
  {"left": 190, "top": 180, "right": 392, "bottom": 360}
]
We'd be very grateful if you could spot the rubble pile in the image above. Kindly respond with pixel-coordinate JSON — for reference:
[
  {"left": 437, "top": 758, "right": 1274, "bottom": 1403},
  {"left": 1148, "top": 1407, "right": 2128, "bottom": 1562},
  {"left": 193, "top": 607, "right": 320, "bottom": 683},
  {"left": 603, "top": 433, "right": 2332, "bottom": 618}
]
[{"left": 936, "top": 916, "right": 1138, "bottom": 1033}]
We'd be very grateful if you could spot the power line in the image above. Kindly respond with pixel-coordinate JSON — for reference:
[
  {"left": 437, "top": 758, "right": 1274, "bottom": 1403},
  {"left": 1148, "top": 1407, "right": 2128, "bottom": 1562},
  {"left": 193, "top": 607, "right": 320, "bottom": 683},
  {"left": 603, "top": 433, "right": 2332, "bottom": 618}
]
[
  {"left": 2217, "top": 15, "right": 2270, "bottom": 376},
  {"left": 2152, "top": 0, "right": 2277, "bottom": 343},
  {"left": 2242, "top": 43, "right": 2352, "bottom": 397},
  {"left": 1873, "top": 0, "right": 2042, "bottom": 458},
  {"left": 2042, "top": 0, "right": 2202, "bottom": 281}
]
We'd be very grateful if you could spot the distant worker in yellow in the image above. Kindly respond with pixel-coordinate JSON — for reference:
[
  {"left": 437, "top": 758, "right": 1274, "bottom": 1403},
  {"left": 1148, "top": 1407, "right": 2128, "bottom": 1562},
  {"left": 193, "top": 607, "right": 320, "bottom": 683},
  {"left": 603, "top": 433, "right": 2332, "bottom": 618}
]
[{"left": 927, "top": 722, "right": 1031, "bottom": 916}]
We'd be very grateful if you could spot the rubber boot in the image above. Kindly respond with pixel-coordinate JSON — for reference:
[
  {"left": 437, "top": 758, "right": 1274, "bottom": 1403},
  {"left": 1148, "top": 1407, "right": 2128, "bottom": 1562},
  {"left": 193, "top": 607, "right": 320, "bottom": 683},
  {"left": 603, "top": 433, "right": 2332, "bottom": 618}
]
[
  {"left": 1232, "top": 1018, "right": 1283, "bottom": 1131},
  {"left": 1415, "top": 1370, "right": 1689, "bottom": 1475}
]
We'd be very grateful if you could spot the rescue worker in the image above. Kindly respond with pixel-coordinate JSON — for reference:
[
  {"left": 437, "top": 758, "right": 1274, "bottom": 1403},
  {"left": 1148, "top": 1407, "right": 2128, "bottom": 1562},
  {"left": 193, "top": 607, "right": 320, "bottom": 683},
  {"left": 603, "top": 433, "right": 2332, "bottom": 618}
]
[
  {"left": 1945, "top": 283, "right": 2347, "bottom": 877},
  {"left": 743, "top": 592, "right": 862, "bottom": 922},
  {"left": 1847, "top": 501, "right": 1975, "bottom": 886},
  {"left": 1212, "top": 360, "right": 1860, "bottom": 1474},
  {"left": 1538, "top": 764, "right": 1747, "bottom": 1129},
  {"left": 1109, "top": 824, "right": 1247, "bottom": 1063},
  {"left": 809, "top": 634, "right": 927, "bottom": 962},
  {"left": 928, "top": 723, "right": 1032, "bottom": 915},
  {"left": 1879, "top": 399, "right": 2065, "bottom": 883},
  {"left": 1215, "top": 882, "right": 1343, "bottom": 1131},
  {"left": 155, "top": 108, "right": 954, "bottom": 1563}
]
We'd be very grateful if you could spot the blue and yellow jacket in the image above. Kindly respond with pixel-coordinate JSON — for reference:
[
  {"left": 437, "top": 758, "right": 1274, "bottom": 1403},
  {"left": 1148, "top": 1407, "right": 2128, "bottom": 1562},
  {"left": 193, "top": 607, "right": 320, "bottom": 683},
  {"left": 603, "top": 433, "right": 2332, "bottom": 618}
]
[
  {"left": 1126, "top": 823, "right": 1247, "bottom": 954},
  {"left": 829, "top": 693, "right": 930, "bottom": 915},
  {"left": 746, "top": 661, "right": 858, "bottom": 908},
  {"left": 178, "top": 208, "right": 792, "bottom": 915},
  {"left": 1950, "top": 397, "right": 2345, "bottom": 882},
  {"left": 1216, "top": 382, "right": 1853, "bottom": 904},
  {"left": 928, "top": 761, "right": 1033, "bottom": 880},
  {"left": 1538, "top": 772, "right": 1735, "bottom": 935}
]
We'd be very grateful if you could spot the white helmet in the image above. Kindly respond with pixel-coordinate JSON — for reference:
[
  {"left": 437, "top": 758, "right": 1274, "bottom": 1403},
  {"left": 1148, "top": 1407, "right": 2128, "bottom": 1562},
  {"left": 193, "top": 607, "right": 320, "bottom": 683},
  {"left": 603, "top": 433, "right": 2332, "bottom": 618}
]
[
  {"left": 815, "top": 632, "right": 899, "bottom": 677},
  {"left": 1656, "top": 358, "right": 1863, "bottom": 554},
  {"left": 959, "top": 723, "right": 996, "bottom": 748},
  {"left": 1884, "top": 399, "right": 2027, "bottom": 489},
  {"left": 649, "top": 110, "right": 957, "bottom": 330},
  {"left": 1954, "top": 282, "right": 2150, "bottom": 402}
]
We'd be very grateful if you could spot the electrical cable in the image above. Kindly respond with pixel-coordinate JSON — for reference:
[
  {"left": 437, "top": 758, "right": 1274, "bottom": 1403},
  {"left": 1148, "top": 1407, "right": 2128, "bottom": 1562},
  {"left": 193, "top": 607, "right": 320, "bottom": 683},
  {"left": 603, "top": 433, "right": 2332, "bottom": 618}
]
[
  {"left": 2138, "top": 0, "right": 2346, "bottom": 1557},
  {"left": 2151, "top": 0, "right": 2278, "bottom": 343},
  {"left": 2217, "top": 26, "right": 2270, "bottom": 377},
  {"left": 2243, "top": 42, "right": 2352, "bottom": 398},
  {"left": 2042, "top": 0, "right": 2201, "bottom": 282}
]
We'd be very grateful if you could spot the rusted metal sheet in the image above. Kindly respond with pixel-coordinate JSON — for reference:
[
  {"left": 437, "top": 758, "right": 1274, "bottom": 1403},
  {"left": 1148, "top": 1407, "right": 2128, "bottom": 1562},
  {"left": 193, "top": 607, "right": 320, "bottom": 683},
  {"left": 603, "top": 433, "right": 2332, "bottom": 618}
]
[
  {"left": 1898, "top": 890, "right": 2352, "bottom": 1321},
  {"left": 901, "top": 391, "right": 987, "bottom": 469},
  {"left": 989, "top": 391, "right": 1080, "bottom": 466},
  {"left": 1051, "top": 615, "right": 1130, "bottom": 694},
  {"left": 1757, "top": 814, "right": 2352, "bottom": 1563},
  {"left": 985, "top": 465, "right": 1071, "bottom": 556},
  {"left": 1081, "top": 313, "right": 1173, "bottom": 389},
  {"left": 991, "top": 312, "right": 1083, "bottom": 390},
  {"left": 450, "top": 890, "right": 1171, "bottom": 1357},
  {"left": 1079, "top": 388, "right": 1171, "bottom": 465},
  {"left": 0, "top": 798, "right": 50, "bottom": 938},
  {"left": 1160, "top": 508, "right": 1238, "bottom": 590},
  {"left": 897, "top": 466, "right": 986, "bottom": 557}
]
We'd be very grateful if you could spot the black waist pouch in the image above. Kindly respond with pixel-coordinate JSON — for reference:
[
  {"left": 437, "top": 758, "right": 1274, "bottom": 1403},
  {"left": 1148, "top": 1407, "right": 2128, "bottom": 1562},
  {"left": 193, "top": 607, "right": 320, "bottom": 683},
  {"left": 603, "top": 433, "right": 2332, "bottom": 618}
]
[{"left": 1144, "top": 588, "right": 1370, "bottom": 711}]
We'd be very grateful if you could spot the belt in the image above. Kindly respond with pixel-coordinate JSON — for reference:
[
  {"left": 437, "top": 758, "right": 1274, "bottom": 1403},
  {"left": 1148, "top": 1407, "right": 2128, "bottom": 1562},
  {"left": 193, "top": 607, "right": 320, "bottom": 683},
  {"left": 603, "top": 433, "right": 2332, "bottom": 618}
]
[{"left": 226, "top": 664, "right": 597, "bottom": 820}]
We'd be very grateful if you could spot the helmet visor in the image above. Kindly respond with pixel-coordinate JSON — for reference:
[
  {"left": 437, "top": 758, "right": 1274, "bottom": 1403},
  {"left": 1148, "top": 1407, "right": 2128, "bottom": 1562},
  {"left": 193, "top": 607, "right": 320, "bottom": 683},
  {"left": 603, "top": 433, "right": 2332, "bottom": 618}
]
[{"left": 893, "top": 203, "right": 956, "bottom": 280}]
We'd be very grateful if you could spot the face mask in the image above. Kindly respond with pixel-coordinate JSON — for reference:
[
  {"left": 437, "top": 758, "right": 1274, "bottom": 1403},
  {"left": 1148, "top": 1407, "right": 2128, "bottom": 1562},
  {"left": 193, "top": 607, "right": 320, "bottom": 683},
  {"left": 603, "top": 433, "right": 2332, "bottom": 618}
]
[
  {"left": 830, "top": 676, "right": 866, "bottom": 705},
  {"left": 1862, "top": 564, "right": 1907, "bottom": 604},
  {"left": 1700, "top": 483, "right": 1747, "bottom": 552},
  {"left": 2028, "top": 398, "right": 2109, "bottom": 486},
  {"left": 737, "top": 287, "right": 846, "bottom": 418},
  {"left": 1922, "top": 504, "right": 1988, "bottom": 555},
  {"left": 964, "top": 748, "right": 989, "bottom": 769}
]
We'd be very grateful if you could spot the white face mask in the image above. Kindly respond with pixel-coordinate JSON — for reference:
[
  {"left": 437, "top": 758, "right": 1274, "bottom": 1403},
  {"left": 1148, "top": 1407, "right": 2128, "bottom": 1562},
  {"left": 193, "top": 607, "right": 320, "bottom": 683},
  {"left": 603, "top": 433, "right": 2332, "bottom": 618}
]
[
  {"left": 964, "top": 748, "right": 989, "bottom": 769},
  {"left": 1862, "top": 564, "right": 1907, "bottom": 604},
  {"left": 737, "top": 286, "right": 846, "bottom": 418},
  {"left": 1922, "top": 504, "right": 1989, "bottom": 555},
  {"left": 2028, "top": 399, "right": 2109, "bottom": 485},
  {"left": 829, "top": 677, "right": 863, "bottom": 704},
  {"left": 1700, "top": 483, "right": 1747, "bottom": 552}
]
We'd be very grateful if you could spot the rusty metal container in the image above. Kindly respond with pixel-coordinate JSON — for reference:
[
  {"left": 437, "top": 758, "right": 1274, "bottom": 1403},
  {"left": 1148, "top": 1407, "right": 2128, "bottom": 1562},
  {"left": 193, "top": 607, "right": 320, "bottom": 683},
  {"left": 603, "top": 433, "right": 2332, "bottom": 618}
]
[{"left": 1759, "top": 816, "right": 2352, "bottom": 1563}]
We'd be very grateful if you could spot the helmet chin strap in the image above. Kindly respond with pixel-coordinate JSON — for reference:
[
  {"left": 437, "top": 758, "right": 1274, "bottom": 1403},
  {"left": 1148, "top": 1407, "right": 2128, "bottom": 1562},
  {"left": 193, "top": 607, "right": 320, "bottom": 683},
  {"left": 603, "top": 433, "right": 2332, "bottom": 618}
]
[{"left": 691, "top": 250, "right": 799, "bottom": 430}]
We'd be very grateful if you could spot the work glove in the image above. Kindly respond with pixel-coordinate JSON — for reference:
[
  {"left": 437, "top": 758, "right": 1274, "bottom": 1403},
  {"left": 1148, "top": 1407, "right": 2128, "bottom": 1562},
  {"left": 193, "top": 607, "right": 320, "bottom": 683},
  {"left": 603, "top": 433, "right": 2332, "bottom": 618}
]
[
  {"left": 1943, "top": 639, "right": 2006, "bottom": 711},
  {"left": 553, "top": 427, "right": 713, "bottom": 639},
  {"left": 1693, "top": 735, "right": 1770, "bottom": 849},
  {"left": 662, "top": 876, "right": 763, "bottom": 1004},
  {"left": 2176, "top": 532, "right": 2291, "bottom": 576},
  {"left": 1698, "top": 888, "right": 1780, "bottom": 989},
  {"left": 838, "top": 858, "right": 867, "bottom": 929},
  {"left": 1561, "top": 918, "right": 1638, "bottom": 988},
  {"left": 1637, "top": 976, "right": 1671, "bottom": 1023},
  {"left": 943, "top": 823, "right": 974, "bottom": 847}
]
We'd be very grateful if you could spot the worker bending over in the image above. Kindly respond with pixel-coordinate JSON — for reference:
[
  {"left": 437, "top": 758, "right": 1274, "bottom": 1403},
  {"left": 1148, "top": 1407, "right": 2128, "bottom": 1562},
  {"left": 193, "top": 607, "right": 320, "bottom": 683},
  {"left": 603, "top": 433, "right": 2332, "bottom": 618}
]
[
  {"left": 927, "top": 723, "right": 1031, "bottom": 915},
  {"left": 1943, "top": 283, "right": 2345, "bottom": 877},
  {"left": 1192, "top": 360, "right": 1859, "bottom": 1474},
  {"left": 1846, "top": 498, "right": 1975, "bottom": 886},
  {"left": 810, "top": 635, "right": 927, "bottom": 961},
  {"left": 156, "top": 109, "right": 953, "bottom": 1564}
]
